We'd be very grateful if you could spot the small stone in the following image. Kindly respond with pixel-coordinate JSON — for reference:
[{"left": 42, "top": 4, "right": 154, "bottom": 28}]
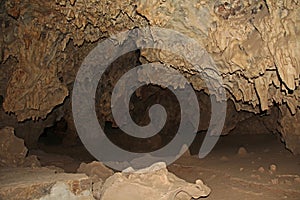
[
  {"left": 182, "top": 150, "right": 191, "bottom": 157},
  {"left": 269, "top": 164, "right": 277, "bottom": 172},
  {"left": 271, "top": 178, "right": 279, "bottom": 185},
  {"left": 258, "top": 167, "right": 265, "bottom": 173},
  {"left": 237, "top": 147, "right": 248, "bottom": 157},
  {"left": 220, "top": 156, "right": 229, "bottom": 161},
  {"left": 239, "top": 168, "right": 244, "bottom": 172}
]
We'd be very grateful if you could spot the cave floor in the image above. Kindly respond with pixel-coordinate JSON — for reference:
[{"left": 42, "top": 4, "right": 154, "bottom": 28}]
[
  {"left": 170, "top": 134, "right": 300, "bottom": 200},
  {"left": 35, "top": 133, "right": 300, "bottom": 200}
]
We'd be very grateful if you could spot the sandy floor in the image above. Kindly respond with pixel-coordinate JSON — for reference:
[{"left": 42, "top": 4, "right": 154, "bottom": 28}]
[
  {"left": 170, "top": 134, "right": 300, "bottom": 200},
  {"left": 36, "top": 133, "right": 300, "bottom": 199}
]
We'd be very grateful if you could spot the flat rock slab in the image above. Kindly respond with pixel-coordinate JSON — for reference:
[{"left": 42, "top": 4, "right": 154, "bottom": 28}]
[{"left": 0, "top": 167, "right": 93, "bottom": 200}]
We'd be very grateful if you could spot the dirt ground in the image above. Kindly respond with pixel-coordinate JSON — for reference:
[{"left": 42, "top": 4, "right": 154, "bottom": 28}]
[
  {"left": 170, "top": 133, "right": 300, "bottom": 200},
  {"left": 36, "top": 133, "right": 300, "bottom": 200}
]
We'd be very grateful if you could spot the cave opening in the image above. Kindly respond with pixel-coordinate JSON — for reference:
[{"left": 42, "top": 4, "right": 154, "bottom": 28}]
[{"left": 38, "top": 118, "right": 68, "bottom": 146}]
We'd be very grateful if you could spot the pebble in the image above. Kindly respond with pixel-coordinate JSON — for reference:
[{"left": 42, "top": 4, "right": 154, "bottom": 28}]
[
  {"left": 271, "top": 178, "right": 279, "bottom": 185},
  {"left": 269, "top": 164, "right": 277, "bottom": 172},
  {"left": 237, "top": 147, "right": 248, "bottom": 157},
  {"left": 258, "top": 167, "right": 265, "bottom": 173},
  {"left": 220, "top": 156, "right": 229, "bottom": 161}
]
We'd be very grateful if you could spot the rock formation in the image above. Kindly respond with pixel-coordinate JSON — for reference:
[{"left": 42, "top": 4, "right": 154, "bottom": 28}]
[
  {"left": 0, "top": 167, "right": 94, "bottom": 200},
  {"left": 0, "top": 0, "right": 299, "bottom": 153},
  {"left": 0, "top": 126, "right": 40, "bottom": 167},
  {"left": 100, "top": 162, "right": 211, "bottom": 200}
]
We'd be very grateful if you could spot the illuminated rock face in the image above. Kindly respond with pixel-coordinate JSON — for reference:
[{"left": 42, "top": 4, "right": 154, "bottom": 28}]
[{"left": 0, "top": 0, "right": 299, "bottom": 152}]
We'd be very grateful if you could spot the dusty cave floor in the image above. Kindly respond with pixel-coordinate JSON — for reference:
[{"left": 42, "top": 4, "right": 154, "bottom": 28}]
[{"left": 34, "top": 133, "right": 300, "bottom": 200}]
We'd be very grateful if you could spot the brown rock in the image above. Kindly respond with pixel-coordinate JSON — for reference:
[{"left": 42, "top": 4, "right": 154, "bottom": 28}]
[
  {"left": 258, "top": 167, "right": 265, "bottom": 173},
  {"left": 92, "top": 181, "right": 103, "bottom": 200},
  {"left": 23, "top": 155, "right": 41, "bottom": 168},
  {"left": 0, "top": 127, "right": 27, "bottom": 167},
  {"left": 0, "top": 167, "right": 93, "bottom": 200},
  {"left": 100, "top": 162, "right": 210, "bottom": 200},
  {"left": 0, "top": 0, "right": 299, "bottom": 156},
  {"left": 77, "top": 161, "right": 114, "bottom": 182},
  {"left": 237, "top": 147, "right": 248, "bottom": 157},
  {"left": 269, "top": 164, "right": 277, "bottom": 172},
  {"left": 278, "top": 106, "right": 300, "bottom": 154}
]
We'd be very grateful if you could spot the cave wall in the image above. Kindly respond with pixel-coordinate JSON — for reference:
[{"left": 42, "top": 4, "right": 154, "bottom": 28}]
[{"left": 0, "top": 0, "right": 299, "bottom": 152}]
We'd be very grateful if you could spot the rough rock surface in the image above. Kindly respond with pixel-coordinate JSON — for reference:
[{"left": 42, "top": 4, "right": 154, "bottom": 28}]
[
  {"left": 0, "top": 126, "right": 40, "bottom": 167},
  {"left": 38, "top": 182, "right": 95, "bottom": 200},
  {"left": 278, "top": 106, "right": 300, "bottom": 154},
  {"left": 136, "top": 0, "right": 300, "bottom": 113},
  {"left": 0, "top": 0, "right": 299, "bottom": 153},
  {"left": 77, "top": 161, "right": 114, "bottom": 182},
  {"left": 0, "top": 167, "right": 94, "bottom": 200},
  {"left": 0, "top": 126, "right": 27, "bottom": 167},
  {"left": 0, "top": 94, "right": 65, "bottom": 148},
  {"left": 100, "top": 162, "right": 210, "bottom": 200},
  {"left": 77, "top": 161, "right": 114, "bottom": 199}
]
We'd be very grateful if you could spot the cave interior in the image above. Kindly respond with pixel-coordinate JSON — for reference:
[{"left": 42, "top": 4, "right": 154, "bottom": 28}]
[{"left": 0, "top": 0, "right": 300, "bottom": 199}]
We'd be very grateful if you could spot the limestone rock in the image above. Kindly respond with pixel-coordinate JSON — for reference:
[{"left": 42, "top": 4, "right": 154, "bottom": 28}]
[
  {"left": 77, "top": 161, "right": 114, "bottom": 182},
  {"left": 1, "top": 0, "right": 148, "bottom": 122},
  {"left": 37, "top": 182, "right": 95, "bottom": 200},
  {"left": 100, "top": 162, "right": 211, "bottom": 200},
  {"left": 0, "top": 167, "right": 93, "bottom": 200},
  {"left": 0, "top": 126, "right": 43, "bottom": 168},
  {"left": 278, "top": 106, "right": 300, "bottom": 154},
  {"left": 0, "top": 99, "right": 65, "bottom": 148},
  {"left": 76, "top": 161, "right": 114, "bottom": 200},
  {"left": 0, "top": 0, "right": 299, "bottom": 154},
  {"left": 136, "top": 0, "right": 300, "bottom": 114},
  {"left": 0, "top": 126, "right": 28, "bottom": 167},
  {"left": 269, "top": 164, "right": 277, "bottom": 172}
]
